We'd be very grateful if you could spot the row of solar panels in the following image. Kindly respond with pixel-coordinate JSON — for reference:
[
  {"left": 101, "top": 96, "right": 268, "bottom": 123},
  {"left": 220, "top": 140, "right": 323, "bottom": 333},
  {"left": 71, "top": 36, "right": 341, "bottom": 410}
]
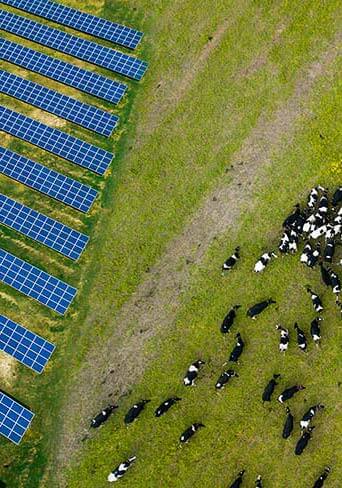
[{"left": 0, "top": 0, "right": 147, "bottom": 444}]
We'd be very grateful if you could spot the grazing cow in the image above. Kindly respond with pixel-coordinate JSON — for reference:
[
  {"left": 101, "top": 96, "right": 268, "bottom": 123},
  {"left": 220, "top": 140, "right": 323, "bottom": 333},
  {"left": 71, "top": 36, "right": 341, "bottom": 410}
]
[
  {"left": 255, "top": 475, "right": 263, "bottom": 488},
  {"left": 215, "top": 369, "right": 239, "bottom": 389},
  {"left": 324, "top": 239, "right": 335, "bottom": 263},
  {"left": 328, "top": 267, "right": 341, "bottom": 296},
  {"left": 318, "top": 193, "right": 329, "bottom": 214},
  {"left": 107, "top": 456, "right": 136, "bottom": 482},
  {"left": 155, "top": 397, "right": 182, "bottom": 417},
  {"left": 283, "top": 204, "right": 305, "bottom": 233},
  {"left": 228, "top": 333, "right": 244, "bottom": 363},
  {"left": 222, "top": 247, "right": 240, "bottom": 272},
  {"left": 300, "top": 242, "right": 312, "bottom": 264},
  {"left": 306, "top": 287, "right": 324, "bottom": 313},
  {"left": 312, "top": 467, "right": 331, "bottom": 488},
  {"left": 254, "top": 252, "right": 277, "bottom": 272},
  {"left": 180, "top": 423, "right": 204, "bottom": 443},
  {"left": 183, "top": 360, "right": 205, "bottom": 386},
  {"left": 124, "top": 400, "right": 150, "bottom": 424},
  {"left": 300, "top": 404, "right": 324, "bottom": 430},
  {"left": 220, "top": 305, "right": 241, "bottom": 333},
  {"left": 278, "top": 385, "right": 305, "bottom": 403},
  {"left": 276, "top": 325, "right": 289, "bottom": 353},
  {"left": 320, "top": 263, "right": 332, "bottom": 287},
  {"left": 295, "top": 426, "right": 315, "bottom": 455},
  {"left": 229, "top": 470, "right": 245, "bottom": 488},
  {"left": 294, "top": 323, "right": 307, "bottom": 352},
  {"left": 307, "top": 243, "right": 321, "bottom": 268},
  {"left": 247, "top": 299, "right": 276, "bottom": 319},
  {"left": 332, "top": 187, "right": 342, "bottom": 207},
  {"left": 289, "top": 230, "right": 299, "bottom": 253},
  {"left": 282, "top": 406, "right": 294, "bottom": 439},
  {"left": 307, "top": 187, "right": 320, "bottom": 209},
  {"left": 262, "top": 374, "right": 281, "bottom": 402},
  {"left": 279, "top": 230, "right": 290, "bottom": 253},
  {"left": 90, "top": 405, "right": 117, "bottom": 428},
  {"left": 310, "top": 317, "right": 323, "bottom": 345}
]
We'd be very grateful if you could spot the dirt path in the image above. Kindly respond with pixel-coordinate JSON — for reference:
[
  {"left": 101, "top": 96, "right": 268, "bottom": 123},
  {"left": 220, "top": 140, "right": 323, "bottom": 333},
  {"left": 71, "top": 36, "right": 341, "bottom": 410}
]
[{"left": 52, "top": 32, "right": 340, "bottom": 485}]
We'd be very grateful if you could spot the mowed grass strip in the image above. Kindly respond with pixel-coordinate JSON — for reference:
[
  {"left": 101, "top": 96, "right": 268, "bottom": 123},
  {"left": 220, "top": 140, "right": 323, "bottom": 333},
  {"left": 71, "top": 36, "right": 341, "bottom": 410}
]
[{"left": 0, "top": 0, "right": 341, "bottom": 487}]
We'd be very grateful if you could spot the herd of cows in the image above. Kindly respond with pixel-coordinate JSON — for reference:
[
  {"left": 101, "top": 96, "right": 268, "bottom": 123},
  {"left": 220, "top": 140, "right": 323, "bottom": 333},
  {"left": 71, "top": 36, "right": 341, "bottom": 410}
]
[{"left": 89, "top": 186, "right": 341, "bottom": 485}]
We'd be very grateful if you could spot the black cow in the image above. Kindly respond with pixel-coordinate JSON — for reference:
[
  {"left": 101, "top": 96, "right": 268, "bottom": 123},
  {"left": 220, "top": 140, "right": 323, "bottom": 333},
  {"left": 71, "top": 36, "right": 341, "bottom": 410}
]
[
  {"left": 220, "top": 305, "right": 241, "bottom": 333},
  {"left": 90, "top": 404, "right": 117, "bottom": 428},
  {"left": 282, "top": 406, "right": 294, "bottom": 439},
  {"left": 228, "top": 333, "right": 244, "bottom": 363},
  {"left": 180, "top": 423, "right": 204, "bottom": 443},
  {"left": 155, "top": 397, "right": 182, "bottom": 417},
  {"left": 332, "top": 187, "right": 342, "bottom": 207},
  {"left": 215, "top": 369, "right": 238, "bottom": 389},
  {"left": 278, "top": 385, "right": 305, "bottom": 403},
  {"left": 312, "top": 467, "right": 331, "bottom": 488},
  {"left": 294, "top": 323, "right": 307, "bottom": 352},
  {"left": 320, "top": 263, "right": 332, "bottom": 287},
  {"left": 295, "top": 426, "right": 315, "bottom": 455},
  {"left": 262, "top": 374, "right": 281, "bottom": 402},
  {"left": 247, "top": 299, "right": 276, "bottom": 319},
  {"left": 229, "top": 470, "right": 245, "bottom": 488},
  {"left": 124, "top": 400, "right": 150, "bottom": 424},
  {"left": 222, "top": 247, "right": 240, "bottom": 272}
]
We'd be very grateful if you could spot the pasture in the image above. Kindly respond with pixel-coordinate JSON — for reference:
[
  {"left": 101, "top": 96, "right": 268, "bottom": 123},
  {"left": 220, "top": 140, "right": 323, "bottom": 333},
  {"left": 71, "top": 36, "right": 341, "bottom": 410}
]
[{"left": 0, "top": 0, "right": 341, "bottom": 487}]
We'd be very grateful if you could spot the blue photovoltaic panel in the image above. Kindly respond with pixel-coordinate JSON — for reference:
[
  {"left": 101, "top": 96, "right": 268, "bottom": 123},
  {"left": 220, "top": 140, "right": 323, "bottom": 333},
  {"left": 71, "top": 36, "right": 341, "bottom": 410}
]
[
  {"left": 1, "top": 39, "right": 127, "bottom": 105},
  {"left": 0, "top": 0, "right": 143, "bottom": 50},
  {"left": 0, "top": 391, "right": 34, "bottom": 444},
  {"left": 0, "top": 10, "right": 148, "bottom": 80},
  {"left": 0, "top": 248, "right": 77, "bottom": 314},
  {"left": 0, "top": 70, "right": 119, "bottom": 136},
  {"left": 0, "top": 106, "right": 114, "bottom": 175},
  {"left": 0, "top": 146, "right": 98, "bottom": 213},
  {"left": 0, "top": 315, "right": 55, "bottom": 373},
  {"left": 0, "top": 193, "right": 89, "bottom": 260}
]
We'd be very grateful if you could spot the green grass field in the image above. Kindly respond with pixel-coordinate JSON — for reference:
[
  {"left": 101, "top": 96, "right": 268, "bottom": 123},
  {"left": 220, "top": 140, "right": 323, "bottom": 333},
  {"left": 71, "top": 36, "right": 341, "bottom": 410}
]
[{"left": 0, "top": 0, "right": 341, "bottom": 487}]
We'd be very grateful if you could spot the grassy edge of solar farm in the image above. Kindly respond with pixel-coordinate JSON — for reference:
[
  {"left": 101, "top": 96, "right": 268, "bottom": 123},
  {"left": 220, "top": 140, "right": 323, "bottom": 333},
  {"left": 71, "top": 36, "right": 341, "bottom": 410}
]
[{"left": 0, "top": 0, "right": 341, "bottom": 487}]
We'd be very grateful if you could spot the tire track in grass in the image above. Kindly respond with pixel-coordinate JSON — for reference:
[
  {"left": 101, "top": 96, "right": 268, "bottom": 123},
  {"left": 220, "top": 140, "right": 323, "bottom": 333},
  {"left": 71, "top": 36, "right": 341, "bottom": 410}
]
[{"left": 54, "top": 32, "right": 341, "bottom": 479}]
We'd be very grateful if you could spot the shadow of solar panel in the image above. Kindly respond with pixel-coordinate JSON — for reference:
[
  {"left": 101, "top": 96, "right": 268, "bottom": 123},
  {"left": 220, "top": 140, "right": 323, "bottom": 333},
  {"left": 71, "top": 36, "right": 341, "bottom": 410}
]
[
  {"left": 1, "top": 39, "right": 127, "bottom": 105},
  {"left": 0, "top": 147, "right": 97, "bottom": 213},
  {"left": 0, "top": 70, "right": 119, "bottom": 136},
  {"left": 0, "top": 193, "right": 89, "bottom": 260},
  {"left": 0, "top": 391, "right": 34, "bottom": 444},
  {"left": 0, "top": 248, "right": 77, "bottom": 314},
  {"left": 0, "top": 10, "right": 148, "bottom": 80},
  {"left": 0, "top": 315, "right": 55, "bottom": 373},
  {"left": 0, "top": 0, "right": 143, "bottom": 50},
  {"left": 0, "top": 106, "right": 114, "bottom": 175}
]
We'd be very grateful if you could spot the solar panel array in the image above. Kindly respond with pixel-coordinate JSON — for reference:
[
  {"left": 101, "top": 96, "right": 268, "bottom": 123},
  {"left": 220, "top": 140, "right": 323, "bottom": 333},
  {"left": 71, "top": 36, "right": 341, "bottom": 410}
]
[
  {"left": 0, "top": 248, "right": 77, "bottom": 314},
  {"left": 0, "top": 314, "right": 55, "bottom": 373},
  {"left": 0, "top": 391, "right": 34, "bottom": 444},
  {"left": 0, "top": 0, "right": 143, "bottom": 50},
  {"left": 0, "top": 193, "right": 89, "bottom": 260},
  {"left": 0, "top": 106, "right": 114, "bottom": 174},
  {"left": 1, "top": 39, "right": 127, "bottom": 105},
  {"left": 0, "top": 70, "right": 119, "bottom": 136},
  {"left": 0, "top": 10, "right": 148, "bottom": 80},
  {"left": 0, "top": 147, "right": 97, "bottom": 213}
]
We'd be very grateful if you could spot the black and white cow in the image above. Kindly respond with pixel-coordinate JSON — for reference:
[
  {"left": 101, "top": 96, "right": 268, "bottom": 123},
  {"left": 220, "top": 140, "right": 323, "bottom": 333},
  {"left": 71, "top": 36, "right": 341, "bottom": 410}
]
[
  {"left": 332, "top": 187, "right": 342, "bottom": 207},
  {"left": 289, "top": 230, "right": 299, "bottom": 253},
  {"left": 307, "top": 187, "right": 320, "bottom": 209},
  {"left": 90, "top": 404, "right": 117, "bottom": 428},
  {"left": 124, "top": 400, "right": 150, "bottom": 424},
  {"left": 222, "top": 247, "right": 240, "bottom": 272},
  {"left": 307, "top": 243, "right": 321, "bottom": 268},
  {"left": 279, "top": 230, "right": 291, "bottom": 253},
  {"left": 278, "top": 385, "right": 305, "bottom": 403},
  {"left": 306, "top": 287, "right": 324, "bottom": 313},
  {"left": 295, "top": 426, "right": 315, "bottom": 455},
  {"left": 229, "top": 470, "right": 245, "bottom": 488},
  {"left": 183, "top": 360, "right": 205, "bottom": 386},
  {"left": 215, "top": 369, "right": 239, "bottom": 389},
  {"left": 328, "top": 267, "right": 341, "bottom": 297},
  {"left": 262, "top": 374, "right": 281, "bottom": 402},
  {"left": 247, "top": 299, "right": 276, "bottom": 319},
  {"left": 255, "top": 475, "right": 263, "bottom": 488},
  {"left": 228, "top": 333, "right": 244, "bottom": 363},
  {"left": 220, "top": 305, "right": 241, "bottom": 333},
  {"left": 318, "top": 193, "right": 329, "bottom": 214},
  {"left": 312, "top": 467, "right": 331, "bottom": 488},
  {"left": 324, "top": 239, "right": 335, "bottom": 263},
  {"left": 282, "top": 406, "right": 294, "bottom": 439},
  {"left": 107, "top": 456, "right": 136, "bottom": 482},
  {"left": 300, "top": 242, "right": 313, "bottom": 265},
  {"left": 276, "top": 325, "right": 289, "bottom": 353},
  {"left": 310, "top": 317, "right": 323, "bottom": 345},
  {"left": 300, "top": 404, "right": 324, "bottom": 430},
  {"left": 254, "top": 252, "right": 277, "bottom": 272},
  {"left": 283, "top": 204, "right": 305, "bottom": 233},
  {"left": 180, "top": 423, "right": 204, "bottom": 443},
  {"left": 294, "top": 323, "right": 307, "bottom": 352},
  {"left": 155, "top": 397, "right": 182, "bottom": 417}
]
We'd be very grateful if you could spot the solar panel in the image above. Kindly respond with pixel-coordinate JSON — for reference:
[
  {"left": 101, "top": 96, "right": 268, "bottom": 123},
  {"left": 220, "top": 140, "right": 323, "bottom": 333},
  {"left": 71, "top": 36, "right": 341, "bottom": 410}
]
[
  {"left": 0, "top": 193, "right": 89, "bottom": 260},
  {"left": 0, "top": 0, "right": 143, "bottom": 50},
  {"left": 0, "top": 70, "right": 118, "bottom": 136},
  {"left": 1, "top": 39, "right": 127, "bottom": 105},
  {"left": 0, "top": 391, "right": 34, "bottom": 444},
  {"left": 0, "top": 146, "right": 97, "bottom": 213},
  {"left": 0, "top": 10, "right": 148, "bottom": 80},
  {"left": 0, "top": 106, "right": 114, "bottom": 175},
  {"left": 0, "top": 248, "right": 77, "bottom": 314},
  {"left": 0, "top": 314, "right": 55, "bottom": 373}
]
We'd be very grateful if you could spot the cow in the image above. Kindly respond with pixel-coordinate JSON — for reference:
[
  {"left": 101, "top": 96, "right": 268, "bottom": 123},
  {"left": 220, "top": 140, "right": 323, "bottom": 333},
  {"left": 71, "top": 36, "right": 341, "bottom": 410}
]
[
  {"left": 107, "top": 456, "right": 136, "bottom": 482},
  {"left": 90, "top": 405, "right": 117, "bottom": 428},
  {"left": 279, "top": 230, "right": 290, "bottom": 253},
  {"left": 306, "top": 287, "right": 324, "bottom": 313},
  {"left": 282, "top": 406, "right": 294, "bottom": 439},
  {"left": 312, "top": 467, "right": 331, "bottom": 488},
  {"left": 300, "top": 404, "right": 324, "bottom": 430},
  {"left": 255, "top": 475, "right": 263, "bottom": 488},
  {"left": 320, "top": 263, "right": 332, "bottom": 287},
  {"left": 328, "top": 267, "right": 341, "bottom": 296},
  {"left": 222, "top": 247, "right": 240, "bottom": 272},
  {"left": 332, "top": 187, "right": 342, "bottom": 207},
  {"left": 247, "top": 299, "right": 276, "bottom": 319},
  {"left": 124, "top": 400, "right": 150, "bottom": 424},
  {"left": 180, "top": 423, "right": 204, "bottom": 443},
  {"left": 324, "top": 239, "right": 335, "bottom": 263},
  {"left": 229, "top": 470, "right": 245, "bottom": 488},
  {"left": 262, "top": 374, "right": 281, "bottom": 402},
  {"left": 276, "top": 325, "right": 289, "bottom": 352},
  {"left": 278, "top": 385, "right": 305, "bottom": 403},
  {"left": 294, "top": 323, "right": 307, "bottom": 352},
  {"left": 295, "top": 426, "right": 315, "bottom": 455},
  {"left": 215, "top": 369, "right": 239, "bottom": 389},
  {"left": 310, "top": 317, "right": 323, "bottom": 345},
  {"left": 183, "top": 360, "right": 205, "bottom": 386},
  {"left": 155, "top": 397, "right": 182, "bottom": 417},
  {"left": 254, "top": 252, "right": 277, "bottom": 272},
  {"left": 220, "top": 305, "right": 241, "bottom": 333},
  {"left": 228, "top": 333, "right": 244, "bottom": 363}
]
